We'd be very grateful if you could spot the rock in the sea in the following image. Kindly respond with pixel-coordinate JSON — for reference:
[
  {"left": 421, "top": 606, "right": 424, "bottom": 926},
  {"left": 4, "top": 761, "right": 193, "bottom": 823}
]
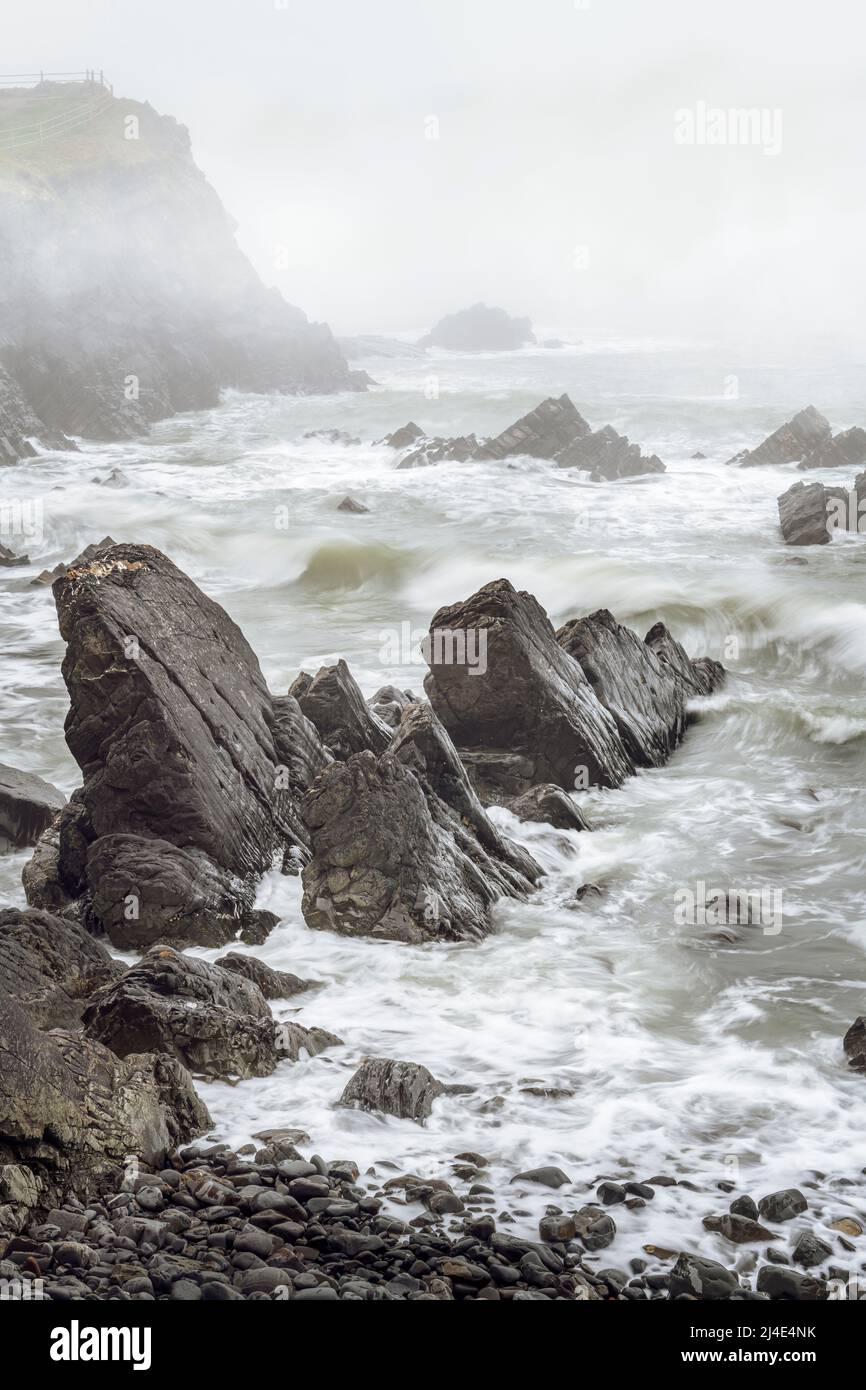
[
  {"left": 336, "top": 495, "right": 370, "bottom": 513},
  {"left": 0, "top": 763, "right": 65, "bottom": 849},
  {"left": 777, "top": 474, "right": 865, "bottom": 546},
  {"left": 757, "top": 1188, "right": 808, "bottom": 1223},
  {"left": 797, "top": 424, "right": 866, "bottom": 470},
  {"left": 340, "top": 1058, "right": 445, "bottom": 1121},
  {"left": 48, "top": 543, "right": 298, "bottom": 946},
  {"left": 511, "top": 1166, "right": 572, "bottom": 1189},
  {"left": 82, "top": 945, "right": 280, "bottom": 1080},
  {"left": 703, "top": 1213, "right": 778, "bottom": 1244},
  {"left": 843, "top": 1016, "right": 866, "bottom": 1072},
  {"left": 274, "top": 1020, "right": 343, "bottom": 1062},
  {"left": 0, "top": 541, "right": 29, "bottom": 567},
  {"left": 479, "top": 393, "right": 591, "bottom": 462},
  {"left": 756, "top": 1265, "right": 826, "bottom": 1300},
  {"left": 508, "top": 783, "right": 589, "bottom": 831},
  {"left": 368, "top": 685, "right": 416, "bottom": 729},
  {"left": 380, "top": 422, "right": 424, "bottom": 449},
  {"left": 0, "top": 990, "right": 210, "bottom": 1222},
  {"left": 556, "top": 423, "right": 665, "bottom": 480},
  {"left": 731, "top": 406, "right": 832, "bottom": 467},
  {"left": 792, "top": 1232, "right": 832, "bottom": 1268},
  {"left": 215, "top": 951, "right": 313, "bottom": 1000},
  {"left": 290, "top": 660, "right": 391, "bottom": 761},
  {"left": 423, "top": 578, "right": 633, "bottom": 802},
  {"left": 418, "top": 303, "right": 534, "bottom": 352},
  {"left": 396, "top": 434, "right": 479, "bottom": 470},
  {"left": 0, "top": 906, "right": 121, "bottom": 1028},
  {"left": 644, "top": 622, "right": 725, "bottom": 697},
  {"left": 669, "top": 1252, "right": 739, "bottom": 1300}
]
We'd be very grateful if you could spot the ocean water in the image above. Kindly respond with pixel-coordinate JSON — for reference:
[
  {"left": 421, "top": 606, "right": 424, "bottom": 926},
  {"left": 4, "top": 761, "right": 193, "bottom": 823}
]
[{"left": 2, "top": 336, "right": 865, "bottom": 1274}]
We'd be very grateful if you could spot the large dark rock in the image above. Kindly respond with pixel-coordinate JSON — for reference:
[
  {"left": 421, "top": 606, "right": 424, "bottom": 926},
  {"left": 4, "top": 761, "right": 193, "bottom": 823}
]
[
  {"left": 843, "top": 1016, "right": 866, "bottom": 1072},
  {"left": 479, "top": 394, "right": 591, "bottom": 462},
  {"left": 797, "top": 425, "right": 866, "bottom": 471},
  {"left": 556, "top": 423, "right": 665, "bottom": 480},
  {"left": 556, "top": 609, "right": 721, "bottom": 767},
  {"left": 340, "top": 1058, "right": 445, "bottom": 1120},
  {"left": 302, "top": 748, "right": 519, "bottom": 942},
  {"left": 215, "top": 951, "right": 313, "bottom": 1000},
  {"left": 290, "top": 660, "right": 391, "bottom": 762},
  {"left": 0, "top": 763, "right": 65, "bottom": 849},
  {"left": 0, "top": 906, "right": 121, "bottom": 1028},
  {"left": 777, "top": 474, "right": 864, "bottom": 546},
  {"left": 82, "top": 945, "right": 280, "bottom": 1080},
  {"left": 756, "top": 1266, "right": 827, "bottom": 1300},
  {"left": 508, "top": 783, "right": 589, "bottom": 831},
  {"left": 49, "top": 544, "right": 298, "bottom": 946},
  {"left": 418, "top": 303, "right": 534, "bottom": 352},
  {"left": 423, "top": 578, "right": 633, "bottom": 803},
  {"left": 644, "top": 622, "right": 725, "bottom": 697},
  {"left": 668, "top": 1252, "right": 739, "bottom": 1300},
  {"left": 0, "top": 991, "right": 210, "bottom": 1225},
  {"left": 731, "top": 407, "right": 832, "bottom": 467}
]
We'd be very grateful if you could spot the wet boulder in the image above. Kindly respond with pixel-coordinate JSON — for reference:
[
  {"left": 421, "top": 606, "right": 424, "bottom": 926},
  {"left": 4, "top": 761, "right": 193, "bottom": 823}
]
[
  {"left": 0, "top": 764, "right": 65, "bottom": 850},
  {"left": 214, "top": 951, "right": 314, "bottom": 1000},
  {"left": 843, "top": 1015, "right": 866, "bottom": 1072},
  {"left": 556, "top": 423, "right": 665, "bottom": 479},
  {"left": 508, "top": 783, "right": 589, "bottom": 831},
  {"left": 0, "top": 906, "right": 121, "bottom": 1028},
  {"left": 777, "top": 473, "right": 864, "bottom": 546},
  {"left": 380, "top": 421, "right": 424, "bottom": 449},
  {"left": 368, "top": 685, "right": 417, "bottom": 729},
  {"left": 731, "top": 406, "right": 832, "bottom": 467},
  {"left": 340, "top": 1058, "right": 445, "bottom": 1121},
  {"left": 643, "top": 622, "right": 725, "bottom": 697},
  {"left": 290, "top": 659, "right": 391, "bottom": 761},
  {"left": 423, "top": 578, "right": 633, "bottom": 803},
  {"left": 669, "top": 1252, "right": 739, "bottom": 1299},
  {"left": 396, "top": 434, "right": 479, "bottom": 469},
  {"left": 82, "top": 945, "right": 280, "bottom": 1080},
  {"left": 796, "top": 424, "right": 866, "bottom": 471}
]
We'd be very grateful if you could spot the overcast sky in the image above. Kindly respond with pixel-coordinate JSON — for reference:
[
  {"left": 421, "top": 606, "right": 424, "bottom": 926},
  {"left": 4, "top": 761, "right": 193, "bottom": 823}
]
[{"left": 8, "top": 0, "right": 866, "bottom": 344}]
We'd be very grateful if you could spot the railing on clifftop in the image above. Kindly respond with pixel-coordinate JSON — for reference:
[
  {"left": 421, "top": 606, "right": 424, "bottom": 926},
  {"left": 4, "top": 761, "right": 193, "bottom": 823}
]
[{"left": 0, "top": 71, "right": 115, "bottom": 152}]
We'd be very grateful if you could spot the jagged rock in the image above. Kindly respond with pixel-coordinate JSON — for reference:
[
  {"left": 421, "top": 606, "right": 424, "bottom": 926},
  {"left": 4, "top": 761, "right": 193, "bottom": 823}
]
[
  {"left": 82, "top": 945, "right": 280, "bottom": 1080},
  {"left": 423, "top": 578, "right": 633, "bottom": 802},
  {"left": 274, "top": 1021, "right": 343, "bottom": 1061},
  {"left": 508, "top": 784, "right": 589, "bottom": 830},
  {"left": 792, "top": 1232, "right": 832, "bottom": 1268},
  {"left": 29, "top": 535, "right": 118, "bottom": 589},
  {"left": 0, "top": 907, "right": 121, "bottom": 1028},
  {"left": 290, "top": 660, "right": 391, "bottom": 761},
  {"left": 572, "top": 1206, "right": 616, "bottom": 1249},
  {"left": 396, "top": 435, "right": 479, "bottom": 469},
  {"left": 271, "top": 694, "right": 333, "bottom": 856},
  {"left": 731, "top": 407, "right": 832, "bottom": 467},
  {"left": 557, "top": 609, "right": 710, "bottom": 767},
  {"left": 303, "top": 429, "right": 360, "bottom": 445},
  {"left": 0, "top": 541, "right": 28, "bottom": 566},
  {"left": 301, "top": 749, "right": 515, "bottom": 941},
  {"left": 380, "top": 422, "right": 424, "bottom": 449},
  {"left": 797, "top": 424, "right": 866, "bottom": 470},
  {"left": 843, "top": 1016, "right": 866, "bottom": 1072},
  {"left": 0, "top": 763, "right": 65, "bottom": 848},
  {"left": 50, "top": 543, "right": 297, "bottom": 945},
  {"left": 777, "top": 474, "right": 864, "bottom": 546},
  {"left": 336, "top": 496, "right": 369, "bottom": 513},
  {"left": 556, "top": 423, "right": 665, "bottom": 480},
  {"left": 368, "top": 685, "right": 416, "bottom": 729},
  {"left": 418, "top": 304, "right": 534, "bottom": 352},
  {"left": 0, "top": 362, "right": 75, "bottom": 460},
  {"left": 669, "top": 1253, "right": 738, "bottom": 1299},
  {"left": 0, "top": 990, "right": 210, "bottom": 1222},
  {"left": 758, "top": 1189, "right": 808, "bottom": 1223},
  {"left": 644, "top": 622, "right": 725, "bottom": 697},
  {"left": 215, "top": 951, "right": 313, "bottom": 1000},
  {"left": 479, "top": 394, "right": 591, "bottom": 462},
  {"left": 340, "top": 1058, "right": 445, "bottom": 1121},
  {"left": 389, "top": 700, "right": 541, "bottom": 895}
]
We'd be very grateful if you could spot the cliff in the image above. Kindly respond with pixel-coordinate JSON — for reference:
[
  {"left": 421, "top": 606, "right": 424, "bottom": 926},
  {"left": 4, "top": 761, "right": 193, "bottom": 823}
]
[{"left": 0, "top": 82, "right": 360, "bottom": 458}]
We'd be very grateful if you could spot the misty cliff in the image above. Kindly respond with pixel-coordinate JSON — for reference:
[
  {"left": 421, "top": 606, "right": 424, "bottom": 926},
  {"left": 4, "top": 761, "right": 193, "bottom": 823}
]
[{"left": 0, "top": 83, "right": 360, "bottom": 460}]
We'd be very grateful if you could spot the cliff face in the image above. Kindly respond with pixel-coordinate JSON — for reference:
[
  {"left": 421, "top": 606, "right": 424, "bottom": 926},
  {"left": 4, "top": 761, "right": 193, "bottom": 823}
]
[{"left": 0, "top": 84, "right": 359, "bottom": 457}]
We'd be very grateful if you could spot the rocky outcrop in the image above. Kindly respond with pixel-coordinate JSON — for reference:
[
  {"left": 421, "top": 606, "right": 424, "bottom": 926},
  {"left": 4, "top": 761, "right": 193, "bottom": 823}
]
[
  {"left": 418, "top": 303, "right": 534, "bottom": 352},
  {"left": 0, "top": 763, "right": 65, "bottom": 849},
  {"left": 380, "top": 422, "right": 424, "bottom": 449},
  {"left": 215, "top": 951, "right": 314, "bottom": 1000},
  {"left": 290, "top": 660, "right": 391, "bottom": 761},
  {"left": 368, "top": 685, "right": 416, "bottom": 729},
  {"left": 0, "top": 990, "right": 210, "bottom": 1225},
  {"left": 0, "top": 85, "right": 356, "bottom": 460},
  {"left": 340, "top": 1058, "right": 446, "bottom": 1120},
  {"left": 644, "top": 622, "right": 725, "bottom": 697},
  {"left": 82, "top": 946, "right": 281, "bottom": 1080},
  {"left": 777, "top": 473, "right": 865, "bottom": 545},
  {"left": 396, "top": 434, "right": 479, "bottom": 470},
  {"left": 730, "top": 406, "right": 866, "bottom": 470},
  {"left": 0, "top": 907, "right": 121, "bottom": 1028},
  {"left": 555, "top": 423, "right": 665, "bottom": 480},
  {"left": 479, "top": 394, "right": 591, "bottom": 462},
  {"left": 423, "top": 579, "right": 633, "bottom": 802},
  {"left": 843, "top": 1016, "right": 866, "bottom": 1072},
  {"left": 47, "top": 543, "right": 299, "bottom": 946},
  {"left": 556, "top": 609, "right": 721, "bottom": 767},
  {"left": 508, "top": 783, "right": 589, "bottom": 831}
]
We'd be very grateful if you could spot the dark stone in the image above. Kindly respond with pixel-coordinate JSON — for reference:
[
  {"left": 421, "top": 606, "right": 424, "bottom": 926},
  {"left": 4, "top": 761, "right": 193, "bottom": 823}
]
[
  {"left": 703, "top": 1213, "right": 778, "bottom": 1244},
  {"left": 755, "top": 1265, "right": 827, "bottom": 1300},
  {"left": 644, "top": 622, "right": 725, "bottom": 697},
  {"left": 418, "top": 304, "right": 534, "bottom": 353},
  {"left": 730, "top": 1194, "right": 760, "bottom": 1221},
  {"left": 510, "top": 1167, "right": 572, "bottom": 1190},
  {"left": 792, "top": 1232, "right": 832, "bottom": 1268},
  {"left": 596, "top": 1181, "right": 626, "bottom": 1205},
  {"left": 479, "top": 394, "right": 589, "bottom": 462},
  {"left": 368, "top": 685, "right": 416, "bottom": 729},
  {"left": 214, "top": 952, "right": 313, "bottom": 1000},
  {"left": 757, "top": 1189, "right": 808, "bottom": 1223},
  {"left": 508, "top": 783, "right": 589, "bottom": 831},
  {"left": 290, "top": 659, "right": 391, "bottom": 762},
  {"left": 340, "top": 1058, "right": 445, "bottom": 1122},
  {"left": 572, "top": 1206, "right": 616, "bottom": 1250},
  {"left": 844, "top": 1015, "right": 866, "bottom": 1072},
  {"left": 396, "top": 434, "right": 479, "bottom": 470},
  {"left": 380, "top": 422, "right": 424, "bottom": 449},
  {"left": 556, "top": 423, "right": 665, "bottom": 480},
  {"left": 0, "top": 764, "right": 65, "bottom": 849},
  {"left": 669, "top": 1253, "right": 738, "bottom": 1300},
  {"left": 0, "top": 906, "right": 120, "bottom": 1028},
  {"left": 336, "top": 496, "right": 369, "bottom": 513},
  {"left": 731, "top": 407, "right": 832, "bottom": 467},
  {"left": 777, "top": 478, "right": 854, "bottom": 546}
]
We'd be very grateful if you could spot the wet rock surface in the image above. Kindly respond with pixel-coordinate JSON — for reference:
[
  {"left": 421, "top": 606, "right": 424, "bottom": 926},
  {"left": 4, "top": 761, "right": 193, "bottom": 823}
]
[
  {"left": 0, "top": 763, "right": 65, "bottom": 849},
  {"left": 0, "top": 906, "right": 121, "bottom": 1028}
]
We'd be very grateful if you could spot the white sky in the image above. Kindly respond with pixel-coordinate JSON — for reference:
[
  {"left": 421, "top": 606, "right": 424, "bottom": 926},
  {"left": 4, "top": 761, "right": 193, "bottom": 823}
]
[{"left": 7, "top": 0, "right": 866, "bottom": 344}]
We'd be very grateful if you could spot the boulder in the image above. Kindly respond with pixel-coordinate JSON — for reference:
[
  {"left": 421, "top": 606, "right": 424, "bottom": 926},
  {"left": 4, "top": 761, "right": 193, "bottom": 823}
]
[
  {"left": 669, "top": 1252, "right": 739, "bottom": 1300},
  {"left": 508, "top": 783, "right": 589, "bottom": 831},
  {"left": 777, "top": 473, "right": 865, "bottom": 546},
  {"left": 274, "top": 1021, "right": 343, "bottom": 1062},
  {"left": 423, "top": 578, "right": 633, "bottom": 802},
  {"left": 702, "top": 1213, "right": 778, "bottom": 1244},
  {"left": 380, "top": 422, "right": 424, "bottom": 449},
  {"left": 758, "top": 1189, "right": 808, "bottom": 1223},
  {"left": 271, "top": 694, "right": 333, "bottom": 855},
  {"left": 368, "top": 685, "right": 417, "bottom": 729},
  {"left": 82, "top": 945, "right": 280, "bottom": 1080},
  {"left": 0, "top": 542, "right": 28, "bottom": 567},
  {"left": 755, "top": 1266, "right": 826, "bottom": 1300},
  {"left": 797, "top": 424, "right": 866, "bottom": 470},
  {"left": 792, "top": 1232, "right": 832, "bottom": 1268},
  {"left": 290, "top": 660, "right": 391, "bottom": 761},
  {"left": 301, "top": 749, "right": 513, "bottom": 941},
  {"left": 214, "top": 952, "right": 313, "bottom": 1000},
  {"left": 48, "top": 544, "right": 298, "bottom": 945},
  {"left": 556, "top": 423, "right": 665, "bottom": 480},
  {"left": 0, "top": 764, "right": 65, "bottom": 849},
  {"left": 479, "top": 394, "right": 591, "bottom": 462},
  {"left": 644, "top": 622, "right": 725, "bottom": 697},
  {"left": 731, "top": 406, "right": 832, "bottom": 467},
  {"left": 0, "top": 907, "right": 121, "bottom": 1028},
  {"left": 340, "top": 1058, "right": 445, "bottom": 1121},
  {"left": 396, "top": 434, "right": 479, "bottom": 470},
  {"left": 0, "top": 991, "right": 210, "bottom": 1222},
  {"left": 417, "top": 304, "right": 534, "bottom": 352},
  {"left": 843, "top": 1015, "right": 866, "bottom": 1072},
  {"left": 336, "top": 496, "right": 369, "bottom": 513}
]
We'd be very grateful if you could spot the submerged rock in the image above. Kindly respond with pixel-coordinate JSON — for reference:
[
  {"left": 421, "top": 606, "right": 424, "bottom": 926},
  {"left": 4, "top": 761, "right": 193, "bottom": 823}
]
[
  {"left": 340, "top": 1058, "right": 446, "bottom": 1121},
  {"left": 396, "top": 434, "right": 478, "bottom": 469},
  {"left": 336, "top": 495, "right": 370, "bottom": 513},
  {"left": 0, "top": 763, "right": 65, "bottom": 848},
  {"left": 82, "top": 945, "right": 281, "bottom": 1080}
]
